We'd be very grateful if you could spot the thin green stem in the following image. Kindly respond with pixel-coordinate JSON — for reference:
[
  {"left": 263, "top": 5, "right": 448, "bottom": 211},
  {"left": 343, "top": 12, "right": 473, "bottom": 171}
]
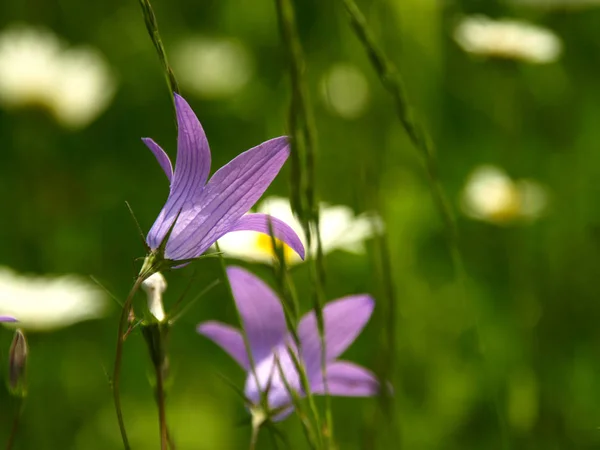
[
  {"left": 341, "top": 1, "right": 511, "bottom": 447},
  {"left": 249, "top": 424, "right": 260, "bottom": 450},
  {"left": 268, "top": 233, "right": 323, "bottom": 449},
  {"left": 341, "top": 0, "right": 456, "bottom": 248},
  {"left": 5, "top": 397, "right": 24, "bottom": 450},
  {"left": 167, "top": 429, "right": 177, "bottom": 450},
  {"left": 273, "top": 0, "right": 331, "bottom": 445},
  {"left": 142, "top": 323, "right": 170, "bottom": 450},
  {"left": 274, "top": 355, "right": 319, "bottom": 450},
  {"left": 374, "top": 231, "right": 401, "bottom": 446},
  {"left": 156, "top": 354, "right": 168, "bottom": 450},
  {"left": 137, "top": 0, "right": 180, "bottom": 111},
  {"left": 214, "top": 244, "right": 265, "bottom": 413},
  {"left": 112, "top": 276, "right": 145, "bottom": 450}
]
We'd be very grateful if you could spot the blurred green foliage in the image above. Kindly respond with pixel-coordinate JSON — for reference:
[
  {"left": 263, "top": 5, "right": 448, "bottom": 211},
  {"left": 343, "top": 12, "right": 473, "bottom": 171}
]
[{"left": 1, "top": 0, "right": 600, "bottom": 449}]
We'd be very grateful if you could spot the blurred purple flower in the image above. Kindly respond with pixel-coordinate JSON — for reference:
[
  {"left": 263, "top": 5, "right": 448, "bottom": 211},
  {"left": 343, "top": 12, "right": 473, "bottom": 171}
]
[
  {"left": 197, "top": 266, "right": 379, "bottom": 421},
  {"left": 142, "top": 94, "right": 305, "bottom": 265},
  {"left": 0, "top": 316, "right": 17, "bottom": 322}
]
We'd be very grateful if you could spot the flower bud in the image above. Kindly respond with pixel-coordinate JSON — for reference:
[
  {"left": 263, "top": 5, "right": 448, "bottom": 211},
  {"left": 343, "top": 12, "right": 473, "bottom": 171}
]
[
  {"left": 141, "top": 272, "right": 167, "bottom": 322},
  {"left": 8, "top": 328, "right": 27, "bottom": 396}
]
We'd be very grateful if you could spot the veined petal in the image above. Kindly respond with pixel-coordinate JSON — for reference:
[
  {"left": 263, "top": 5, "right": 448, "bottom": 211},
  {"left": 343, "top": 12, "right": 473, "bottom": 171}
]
[
  {"left": 227, "top": 266, "right": 287, "bottom": 362},
  {"left": 146, "top": 94, "right": 211, "bottom": 250},
  {"left": 244, "top": 346, "right": 300, "bottom": 414},
  {"left": 227, "top": 213, "right": 305, "bottom": 260},
  {"left": 312, "top": 361, "right": 379, "bottom": 397},
  {"left": 142, "top": 138, "right": 173, "bottom": 182},
  {"left": 197, "top": 321, "right": 249, "bottom": 369},
  {"left": 0, "top": 316, "right": 17, "bottom": 322},
  {"left": 297, "top": 295, "right": 374, "bottom": 378},
  {"left": 165, "top": 136, "right": 290, "bottom": 261},
  {"left": 172, "top": 93, "right": 211, "bottom": 190}
]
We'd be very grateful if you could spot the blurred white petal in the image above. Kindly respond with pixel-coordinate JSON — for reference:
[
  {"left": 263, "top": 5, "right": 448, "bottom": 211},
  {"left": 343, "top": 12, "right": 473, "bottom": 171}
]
[
  {"left": 0, "top": 25, "right": 62, "bottom": 108},
  {"left": 216, "top": 196, "right": 383, "bottom": 265},
  {"left": 0, "top": 24, "right": 116, "bottom": 128},
  {"left": 460, "top": 165, "right": 548, "bottom": 224},
  {"left": 173, "top": 36, "right": 253, "bottom": 99},
  {"left": 51, "top": 47, "right": 116, "bottom": 129},
  {"left": 453, "top": 15, "right": 562, "bottom": 63},
  {"left": 320, "top": 64, "right": 370, "bottom": 119},
  {"left": 0, "top": 267, "right": 109, "bottom": 331}
]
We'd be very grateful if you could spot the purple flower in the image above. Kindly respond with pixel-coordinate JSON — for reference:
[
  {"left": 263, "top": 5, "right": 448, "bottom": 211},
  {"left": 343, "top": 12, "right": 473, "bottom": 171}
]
[
  {"left": 197, "top": 266, "right": 379, "bottom": 421},
  {"left": 0, "top": 316, "right": 17, "bottom": 322},
  {"left": 142, "top": 94, "right": 305, "bottom": 265}
]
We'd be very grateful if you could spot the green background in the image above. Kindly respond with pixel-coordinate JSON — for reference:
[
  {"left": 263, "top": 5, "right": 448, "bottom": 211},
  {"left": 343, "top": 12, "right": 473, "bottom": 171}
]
[{"left": 1, "top": 0, "right": 599, "bottom": 448}]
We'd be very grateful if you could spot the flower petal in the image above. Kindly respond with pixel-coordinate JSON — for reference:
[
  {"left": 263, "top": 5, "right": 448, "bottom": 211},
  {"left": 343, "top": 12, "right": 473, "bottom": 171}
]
[
  {"left": 146, "top": 93, "right": 211, "bottom": 250},
  {"left": 227, "top": 213, "right": 305, "bottom": 260},
  {"left": 244, "top": 346, "right": 300, "bottom": 415},
  {"left": 164, "top": 136, "right": 290, "bottom": 260},
  {"left": 227, "top": 266, "right": 287, "bottom": 362},
  {"left": 0, "top": 316, "right": 16, "bottom": 322},
  {"left": 271, "top": 407, "right": 295, "bottom": 422},
  {"left": 312, "top": 361, "right": 379, "bottom": 397},
  {"left": 296, "top": 295, "right": 374, "bottom": 377},
  {"left": 172, "top": 93, "right": 211, "bottom": 190},
  {"left": 197, "top": 321, "right": 249, "bottom": 369},
  {"left": 142, "top": 138, "right": 173, "bottom": 182}
]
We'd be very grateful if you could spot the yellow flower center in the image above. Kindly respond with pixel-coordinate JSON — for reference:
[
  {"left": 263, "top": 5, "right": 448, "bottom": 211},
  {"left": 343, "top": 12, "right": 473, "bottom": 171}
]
[
  {"left": 488, "top": 185, "right": 522, "bottom": 223},
  {"left": 255, "top": 233, "right": 294, "bottom": 263}
]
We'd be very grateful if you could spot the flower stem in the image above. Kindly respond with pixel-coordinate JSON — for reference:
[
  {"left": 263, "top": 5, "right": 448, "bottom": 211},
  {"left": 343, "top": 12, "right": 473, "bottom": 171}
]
[
  {"left": 112, "top": 276, "right": 145, "bottom": 450},
  {"left": 5, "top": 397, "right": 24, "bottom": 450},
  {"left": 137, "top": 0, "right": 179, "bottom": 104},
  {"left": 249, "top": 424, "right": 259, "bottom": 450},
  {"left": 273, "top": 0, "right": 331, "bottom": 446},
  {"left": 141, "top": 323, "right": 170, "bottom": 450},
  {"left": 341, "top": 1, "right": 512, "bottom": 448},
  {"left": 340, "top": 0, "right": 458, "bottom": 246},
  {"left": 156, "top": 364, "right": 168, "bottom": 450}
]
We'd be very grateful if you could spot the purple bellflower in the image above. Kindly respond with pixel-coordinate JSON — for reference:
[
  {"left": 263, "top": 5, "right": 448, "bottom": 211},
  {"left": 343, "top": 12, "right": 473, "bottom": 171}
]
[
  {"left": 141, "top": 94, "right": 305, "bottom": 270},
  {"left": 197, "top": 266, "right": 379, "bottom": 421},
  {"left": 0, "top": 316, "right": 17, "bottom": 322}
]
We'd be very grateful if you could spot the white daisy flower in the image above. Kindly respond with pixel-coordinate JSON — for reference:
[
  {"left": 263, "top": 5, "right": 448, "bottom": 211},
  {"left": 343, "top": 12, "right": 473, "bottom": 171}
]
[
  {"left": 173, "top": 36, "right": 253, "bottom": 99},
  {"left": 453, "top": 15, "right": 562, "bottom": 63},
  {"left": 0, "top": 267, "right": 109, "bottom": 331},
  {"left": 216, "top": 196, "right": 383, "bottom": 265},
  {"left": 0, "top": 24, "right": 116, "bottom": 129},
  {"left": 461, "top": 165, "right": 548, "bottom": 224}
]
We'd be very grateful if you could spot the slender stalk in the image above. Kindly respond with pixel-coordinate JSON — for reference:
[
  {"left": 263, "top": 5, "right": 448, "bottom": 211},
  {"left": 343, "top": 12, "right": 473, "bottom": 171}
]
[
  {"left": 268, "top": 231, "right": 323, "bottom": 449},
  {"left": 340, "top": 0, "right": 457, "bottom": 250},
  {"left": 156, "top": 364, "right": 168, "bottom": 450},
  {"left": 249, "top": 423, "right": 260, "bottom": 450},
  {"left": 374, "top": 231, "right": 401, "bottom": 446},
  {"left": 142, "top": 323, "right": 169, "bottom": 450},
  {"left": 137, "top": 0, "right": 179, "bottom": 103},
  {"left": 112, "top": 276, "right": 145, "bottom": 450},
  {"left": 213, "top": 244, "right": 269, "bottom": 429},
  {"left": 167, "top": 429, "right": 177, "bottom": 450},
  {"left": 273, "top": 0, "right": 331, "bottom": 445},
  {"left": 341, "top": 1, "right": 511, "bottom": 447},
  {"left": 5, "top": 398, "right": 24, "bottom": 450},
  {"left": 274, "top": 355, "right": 319, "bottom": 450}
]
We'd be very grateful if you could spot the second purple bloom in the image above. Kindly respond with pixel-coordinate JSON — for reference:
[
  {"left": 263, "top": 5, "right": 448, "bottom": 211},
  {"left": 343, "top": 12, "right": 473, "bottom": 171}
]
[{"left": 198, "top": 266, "right": 379, "bottom": 421}]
